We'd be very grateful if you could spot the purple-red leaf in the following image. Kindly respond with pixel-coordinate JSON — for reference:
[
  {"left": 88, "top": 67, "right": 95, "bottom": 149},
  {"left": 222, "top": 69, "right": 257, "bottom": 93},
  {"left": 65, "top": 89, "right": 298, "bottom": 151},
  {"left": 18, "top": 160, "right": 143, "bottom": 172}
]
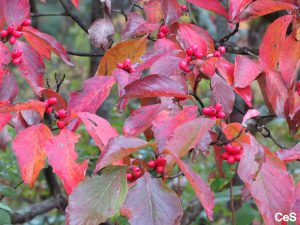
[
  {"left": 161, "top": 0, "right": 182, "bottom": 25},
  {"left": 123, "top": 74, "right": 188, "bottom": 99},
  {"left": 95, "top": 136, "right": 149, "bottom": 172},
  {"left": 0, "top": 42, "right": 11, "bottom": 72},
  {"left": 78, "top": 112, "right": 118, "bottom": 152},
  {"left": 0, "top": 71, "right": 18, "bottom": 102},
  {"left": 121, "top": 172, "right": 183, "bottom": 225},
  {"left": 68, "top": 76, "right": 115, "bottom": 113},
  {"left": 276, "top": 143, "right": 300, "bottom": 163},
  {"left": 12, "top": 124, "right": 52, "bottom": 187},
  {"left": 2, "top": 0, "right": 30, "bottom": 28},
  {"left": 186, "top": 0, "right": 228, "bottom": 18},
  {"left": 45, "top": 129, "right": 88, "bottom": 194}
]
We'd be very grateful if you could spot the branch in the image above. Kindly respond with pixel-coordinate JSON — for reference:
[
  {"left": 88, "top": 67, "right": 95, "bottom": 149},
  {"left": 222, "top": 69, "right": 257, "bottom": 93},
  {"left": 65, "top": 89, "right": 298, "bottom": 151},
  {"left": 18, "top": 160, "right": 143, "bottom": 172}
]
[
  {"left": 67, "top": 50, "right": 103, "bottom": 57},
  {"left": 223, "top": 44, "right": 259, "bottom": 58},
  {"left": 31, "top": 12, "right": 67, "bottom": 17},
  {"left": 256, "top": 125, "right": 287, "bottom": 149},
  {"left": 218, "top": 23, "right": 240, "bottom": 46},
  {"left": 211, "top": 128, "right": 244, "bottom": 146},
  {"left": 58, "top": 0, "right": 88, "bottom": 33}
]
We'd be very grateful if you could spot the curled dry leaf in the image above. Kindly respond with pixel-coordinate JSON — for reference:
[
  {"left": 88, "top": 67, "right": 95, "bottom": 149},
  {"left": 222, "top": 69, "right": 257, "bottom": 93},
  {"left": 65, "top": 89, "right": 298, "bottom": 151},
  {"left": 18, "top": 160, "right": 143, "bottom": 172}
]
[{"left": 88, "top": 0, "right": 114, "bottom": 50}]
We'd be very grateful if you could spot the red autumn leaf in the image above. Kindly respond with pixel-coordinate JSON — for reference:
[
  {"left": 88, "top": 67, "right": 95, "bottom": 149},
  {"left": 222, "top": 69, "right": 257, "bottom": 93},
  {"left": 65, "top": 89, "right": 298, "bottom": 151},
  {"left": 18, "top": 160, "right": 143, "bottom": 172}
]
[
  {"left": 234, "top": 55, "right": 262, "bottom": 88},
  {"left": 222, "top": 123, "right": 251, "bottom": 144},
  {"left": 144, "top": 0, "right": 163, "bottom": 23},
  {"left": 94, "top": 136, "right": 149, "bottom": 172},
  {"left": 0, "top": 100, "right": 45, "bottom": 117},
  {"left": 122, "top": 12, "right": 158, "bottom": 40},
  {"left": 0, "top": 113, "right": 11, "bottom": 132},
  {"left": 23, "top": 26, "right": 73, "bottom": 66},
  {"left": 211, "top": 132, "right": 225, "bottom": 177},
  {"left": 258, "top": 71, "right": 288, "bottom": 117},
  {"left": 123, "top": 103, "right": 164, "bottom": 136},
  {"left": 186, "top": 0, "right": 228, "bottom": 18},
  {"left": 121, "top": 172, "right": 183, "bottom": 225},
  {"left": 292, "top": 182, "right": 300, "bottom": 223},
  {"left": 78, "top": 112, "right": 118, "bottom": 152},
  {"left": 211, "top": 74, "right": 235, "bottom": 115},
  {"left": 149, "top": 55, "right": 183, "bottom": 78},
  {"left": 12, "top": 124, "right": 52, "bottom": 187},
  {"left": 238, "top": 136, "right": 294, "bottom": 225},
  {"left": 0, "top": 71, "right": 18, "bottom": 102},
  {"left": 68, "top": 76, "right": 115, "bottom": 113},
  {"left": 229, "top": 0, "right": 252, "bottom": 21},
  {"left": 0, "top": 127, "right": 11, "bottom": 151},
  {"left": 39, "top": 88, "right": 67, "bottom": 111},
  {"left": 259, "top": 15, "right": 293, "bottom": 71},
  {"left": 276, "top": 143, "right": 300, "bottom": 163},
  {"left": 242, "top": 109, "right": 261, "bottom": 127},
  {"left": 177, "top": 23, "right": 215, "bottom": 54},
  {"left": 2, "top": 0, "right": 30, "bottom": 28},
  {"left": 15, "top": 41, "right": 45, "bottom": 92},
  {"left": 234, "top": 86, "right": 253, "bottom": 107},
  {"left": 168, "top": 152, "right": 214, "bottom": 221},
  {"left": 237, "top": 0, "right": 296, "bottom": 22},
  {"left": 0, "top": 42, "right": 11, "bottom": 72},
  {"left": 123, "top": 74, "right": 188, "bottom": 99},
  {"left": 45, "top": 129, "right": 88, "bottom": 194},
  {"left": 161, "top": 0, "right": 182, "bottom": 25},
  {"left": 152, "top": 105, "right": 198, "bottom": 152},
  {"left": 279, "top": 35, "right": 300, "bottom": 88}
]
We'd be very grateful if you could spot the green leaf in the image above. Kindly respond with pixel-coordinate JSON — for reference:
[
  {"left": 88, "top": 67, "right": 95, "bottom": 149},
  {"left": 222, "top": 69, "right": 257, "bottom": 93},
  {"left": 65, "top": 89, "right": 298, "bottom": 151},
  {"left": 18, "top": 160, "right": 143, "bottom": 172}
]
[
  {"left": 0, "top": 185, "right": 17, "bottom": 198},
  {"left": 66, "top": 166, "right": 128, "bottom": 225},
  {"left": 0, "top": 203, "right": 12, "bottom": 212},
  {"left": 0, "top": 209, "right": 11, "bottom": 225},
  {"left": 235, "top": 203, "right": 259, "bottom": 225}
]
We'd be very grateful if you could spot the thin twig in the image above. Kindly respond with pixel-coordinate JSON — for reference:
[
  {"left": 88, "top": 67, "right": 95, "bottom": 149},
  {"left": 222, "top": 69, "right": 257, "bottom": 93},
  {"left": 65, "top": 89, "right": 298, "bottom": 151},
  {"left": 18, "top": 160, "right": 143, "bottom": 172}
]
[
  {"left": 256, "top": 125, "right": 287, "bottom": 149},
  {"left": 219, "top": 23, "right": 240, "bottom": 46},
  {"left": 211, "top": 128, "right": 244, "bottom": 146},
  {"left": 31, "top": 12, "right": 67, "bottom": 17},
  {"left": 223, "top": 44, "right": 258, "bottom": 58},
  {"left": 67, "top": 50, "right": 103, "bottom": 57},
  {"left": 54, "top": 73, "right": 66, "bottom": 93},
  {"left": 190, "top": 92, "right": 205, "bottom": 108}
]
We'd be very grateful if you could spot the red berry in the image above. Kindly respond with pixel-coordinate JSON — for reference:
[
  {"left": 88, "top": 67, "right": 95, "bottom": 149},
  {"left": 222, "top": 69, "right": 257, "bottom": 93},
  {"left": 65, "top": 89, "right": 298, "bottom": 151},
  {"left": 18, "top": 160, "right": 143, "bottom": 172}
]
[
  {"left": 213, "top": 51, "right": 222, "bottom": 58},
  {"left": 297, "top": 81, "right": 300, "bottom": 88},
  {"left": 44, "top": 101, "right": 49, "bottom": 108},
  {"left": 156, "top": 166, "right": 165, "bottom": 174},
  {"left": 22, "top": 19, "right": 32, "bottom": 27},
  {"left": 202, "top": 107, "right": 212, "bottom": 116},
  {"left": 227, "top": 156, "right": 235, "bottom": 164},
  {"left": 234, "top": 154, "right": 242, "bottom": 162},
  {"left": 214, "top": 103, "right": 222, "bottom": 111},
  {"left": 231, "top": 146, "right": 242, "bottom": 154},
  {"left": 224, "top": 144, "right": 234, "bottom": 153},
  {"left": 57, "top": 109, "right": 67, "bottom": 120},
  {"left": 129, "top": 68, "right": 135, "bottom": 73},
  {"left": 147, "top": 160, "right": 156, "bottom": 168},
  {"left": 12, "top": 31, "right": 22, "bottom": 38},
  {"left": 12, "top": 58, "right": 23, "bottom": 65},
  {"left": 9, "top": 36, "right": 16, "bottom": 45},
  {"left": 47, "top": 97, "right": 58, "bottom": 106},
  {"left": 221, "top": 152, "right": 229, "bottom": 160},
  {"left": 17, "top": 26, "right": 23, "bottom": 31},
  {"left": 210, "top": 116, "right": 217, "bottom": 120},
  {"left": 124, "top": 58, "right": 131, "bottom": 66},
  {"left": 117, "top": 63, "right": 124, "bottom": 69},
  {"left": 194, "top": 51, "right": 203, "bottom": 59},
  {"left": 7, "top": 25, "right": 15, "bottom": 34},
  {"left": 218, "top": 46, "right": 226, "bottom": 54},
  {"left": 132, "top": 167, "right": 141, "bottom": 173},
  {"left": 160, "top": 25, "right": 169, "bottom": 34},
  {"left": 0, "top": 30, "right": 8, "bottom": 38},
  {"left": 157, "top": 32, "right": 165, "bottom": 39},
  {"left": 12, "top": 50, "right": 23, "bottom": 59},
  {"left": 179, "top": 61, "right": 188, "bottom": 71},
  {"left": 133, "top": 171, "right": 143, "bottom": 179},
  {"left": 57, "top": 121, "right": 66, "bottom": 129},
  {"left": 191, "top": 44, "right": 198, "bottom": 52},
  {"left": 126, "top": 173, "right": 134, "bottom": 181},
  {"left": 181, "top": 5, "right": 188, "bottom": 11},
  {"left": 46, "top": 107, "right": 53, "bottom": 114},
  {"left": 217, "top": 111, "right": 226, "bottom": 119},
  {"left": 186, "top": 48, "right": 194, "bottom": 56},
  {"left": 156, "top": 157, "right": 167, "bottom": 166},
  {"left": 186, "top": 56, "right": 192, "bottom": 62}
]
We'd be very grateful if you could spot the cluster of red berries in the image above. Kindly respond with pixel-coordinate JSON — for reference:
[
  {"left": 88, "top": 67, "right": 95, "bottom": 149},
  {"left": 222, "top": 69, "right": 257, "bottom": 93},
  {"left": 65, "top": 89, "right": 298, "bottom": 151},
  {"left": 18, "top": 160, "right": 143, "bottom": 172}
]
[
  {"left": 117, "top": 58, "right": 135, "bottom": 73},
  {"left": 213, "top": 46, "right": 226, "bottom": 58},
  {"left": 157, "top": 25, "right": 169, "bottom": 39},
  {"left": 11, "top": 49, "right": 23, "bottom": 65},
  {"left": 220, "top": 143, "right": 243, "bottom": 164},
  {"left": 0, "top": 19, "right": 31, "bottom": 45},
  {"left": 44, "top": 97, "right": 67, "bottom": 129},
  {"left": 147, "top": 156, "right": 167, "bottom": 174},
  {"left": 126, "top": 166, "right": 143, "bottom": 182},
  {"left": 297, "top": 81, "right": 300, "bottom": 96},
  {"left": 179, "top": 44, "right": 203, "bottom": 72},
  {"left": 202, "top": 103, "right": 226, "bottom": 119},
  {"left": 181, "top": 5, "right": 188, "bottom": 13}
]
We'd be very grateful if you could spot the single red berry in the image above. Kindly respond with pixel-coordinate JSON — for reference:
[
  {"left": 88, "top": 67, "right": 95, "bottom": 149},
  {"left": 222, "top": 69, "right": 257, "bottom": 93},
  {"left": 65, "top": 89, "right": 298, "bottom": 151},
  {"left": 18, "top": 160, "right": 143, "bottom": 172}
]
[
  {"left": 12, "top": 50, "right": 23, "bottom": 59},
  {"left": 156, "top": 166, "right": 165, "bottom": 174},
  {"left": 156, "top": 157, "right": 167, "bottom": 166},
  {"left": 214, "top": 103, "right": 222, "bottom": 111},
  {"left": 186, "top": 56, "right": 192, "bottom": 62},
  {"left": 210, "top": 116, "right": 217, "bottom": 120},
  {"left": 194, "top": 51, "right": 203, "bottom": 59},
  {"left": 191, "top": 44, "right": 198, "bottom": 52},
  {"left": 57, "top": 109, "right": 67, "bottom": 120},
  {"left": 186, "top": 48, "right": 194, "bottom": 56},
  {"left": 147, "top": 160, "right": 156, "bottom": 168},
  {"left": 12, "top": 58, "right": 23, "bottom": 65},
  {"left": 224, "top": 144, "right": 234, "bottom": 153},
  {"left": 179, "top": 61, "right": 188, "bottom": 71},
  {"left": 117, "top": 63, "right": 124, "bottom": 69},
  {"left": 160, "top": 25, "right": 169, "bottom": 34},
  {"left": 7, "top": 25, "right": 15, "bottom": 34},
  {"left": 227, "top": 156, "right": 235, "bottom": 165},
  {"left": 46, "top": 107, "right": 53, "bottom": 114},
  {"left": 126, "top": 173, "right": 134, "bottom": 182},
  {"left": 218, "top": 46, "right": 226, "bottom": 54},
  {"left": 184, "top": 67, "right": 192, "bottom": 73},
  {"left": 44, "top": 101, "right": 49, "bottom": 108},
  {"left": 0, "top": 30, "right": 8, "bottom": 38},
  {"left": 132, "top": 167, "right": 141, "bottom": 173},
  {"left": 47, "top": 97, "right": 58, "bottom": 106},
  {"left": 57, "top": 120, "right": 66, "bottom": 129},
  {"left": 181, "top": 5, "right": 188, "bottom": 11},
  {"left": 157, "top": 32, "right": 165, "bottom": 39},
  {"left": 202, "top": 107, "right": 212, "bottom": 116},
  {"left": 133, "top": 171, "right": 143, "bottom": 179},
  {"left": 124, "top": 58, "right": 131, "bottom": 66},
  {"left": 217, "top": 111, "right": 226, "bottom": 119},
  {"left": 12, "top": 31, "right": 22, "bottom": 38},
  {"left": 221, "top": 152, "right": 229, "bottom": 160},
  {"left": 234, "top": 154, "right": 242, "bottom": 162},
  {"left": 231, "top": 146, "right": 242, "bottom": 154},
  {"left": 22, "top": 19, "right": 32, "bottom": 27},
  {"left": 9, "top": 36, "right": 17, "bottom": 45},
  {"left": 213, "top": 51, "right": 222, "bottom": 58}
]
